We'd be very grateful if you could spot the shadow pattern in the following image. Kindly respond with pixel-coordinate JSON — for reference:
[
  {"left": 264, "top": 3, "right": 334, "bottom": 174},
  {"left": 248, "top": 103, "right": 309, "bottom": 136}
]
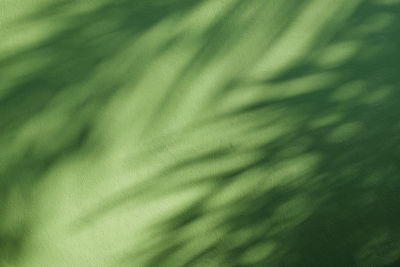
[{"left": 1, "top": 0, "right": 400, "bottom": 266}]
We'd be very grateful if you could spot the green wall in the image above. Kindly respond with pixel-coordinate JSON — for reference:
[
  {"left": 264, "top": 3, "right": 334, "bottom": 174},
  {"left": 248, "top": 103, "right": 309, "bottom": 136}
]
[{"left": 1, "top": 0, "right": 400, "bottom": 266}]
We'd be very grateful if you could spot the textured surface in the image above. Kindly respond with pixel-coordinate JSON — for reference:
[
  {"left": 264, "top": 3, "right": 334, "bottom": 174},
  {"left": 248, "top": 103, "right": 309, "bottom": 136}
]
[{"left": 1, "top": 0, "right": 400, "bottom": 266}]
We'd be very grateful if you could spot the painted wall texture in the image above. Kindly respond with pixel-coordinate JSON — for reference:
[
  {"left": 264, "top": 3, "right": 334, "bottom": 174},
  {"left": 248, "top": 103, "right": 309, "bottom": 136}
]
[{"left": 1, "top": 0, "right": 400, "bottom": 266}]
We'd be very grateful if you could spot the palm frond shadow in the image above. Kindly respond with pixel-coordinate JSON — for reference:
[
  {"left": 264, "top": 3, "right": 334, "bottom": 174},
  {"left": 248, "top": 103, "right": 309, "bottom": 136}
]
[
  {"left": 116, "top": 1, "right": 400, "bottom": 266},
  {"left": 1, "top": 0, "right": 400, "bottom": 266},
  {"left": 0, "top": 0, "right": 203, "bottom": 263}
]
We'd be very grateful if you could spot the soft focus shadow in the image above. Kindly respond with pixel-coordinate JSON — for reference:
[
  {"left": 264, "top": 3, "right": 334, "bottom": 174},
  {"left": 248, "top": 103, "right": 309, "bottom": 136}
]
[
  {"left": 117, "top": 1, "right": 400, "bottom": 266},
  {"left": 0, "top": 0, "right": 202, "bottom": 264},
  {"left": 1, "top": 0, "right": 400, "bottom": 266}
]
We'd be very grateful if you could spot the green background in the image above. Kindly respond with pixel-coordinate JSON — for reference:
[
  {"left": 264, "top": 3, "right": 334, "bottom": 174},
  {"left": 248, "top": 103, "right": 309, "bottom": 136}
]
[{"left": 1, "top": 0, "right": 400, "bottom": 266}]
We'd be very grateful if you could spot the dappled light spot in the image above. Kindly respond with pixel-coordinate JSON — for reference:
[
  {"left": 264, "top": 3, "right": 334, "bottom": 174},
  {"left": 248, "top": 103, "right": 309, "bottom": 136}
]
[
  {"left": 310, "top": 113, "right": 343, "bottom": 129},
  {"left": 356, "top": 230, "right": 400, "bottom": 266},
  {"left": 357, "top": 13, "right": 396, "bottom": 33},
  {"left": 239, "top": 241, "right": 277, "bottom": 265},
  {"left": 313, "top": 41, "right": 360, "bottom": 69},
  {"left": 326, "top": 122, "right": 364, "bottom": 143},
  {"left": 271, "top": 195, "right": 314, "bottom": 229},
  {"left": 361, "top": 84, "right": 393, "bottom": 105},
  {"left": 331, "top": 80, "right": 366, "bottom": 102}
]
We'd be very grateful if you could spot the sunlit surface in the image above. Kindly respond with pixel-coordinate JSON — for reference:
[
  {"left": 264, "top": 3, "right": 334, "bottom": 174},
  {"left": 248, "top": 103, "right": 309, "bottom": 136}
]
[{"left": 1, "top": 0, "right": 400, "bottom": 266}]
